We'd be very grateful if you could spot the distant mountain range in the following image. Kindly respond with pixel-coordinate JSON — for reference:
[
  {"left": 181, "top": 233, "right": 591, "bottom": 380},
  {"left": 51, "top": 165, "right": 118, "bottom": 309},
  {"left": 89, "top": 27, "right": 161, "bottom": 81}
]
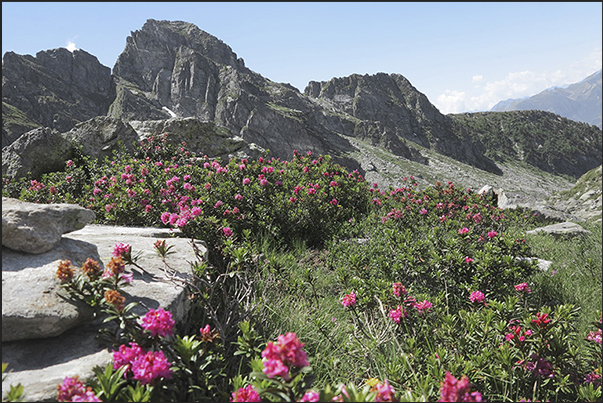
[{"left": 491, "top": 69, "right": 602, "bottom": 129}]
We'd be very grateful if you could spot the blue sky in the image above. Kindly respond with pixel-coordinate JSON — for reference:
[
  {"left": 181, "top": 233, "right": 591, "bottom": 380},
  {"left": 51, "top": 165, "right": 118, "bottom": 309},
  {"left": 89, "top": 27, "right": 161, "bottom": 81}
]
[{"left": 2, "top": 2, "right": 602, "bottom": 114}]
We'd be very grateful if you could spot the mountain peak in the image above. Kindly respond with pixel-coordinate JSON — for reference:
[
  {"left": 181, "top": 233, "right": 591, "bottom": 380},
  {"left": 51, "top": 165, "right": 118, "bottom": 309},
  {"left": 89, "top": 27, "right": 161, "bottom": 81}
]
[
  {"left": 113, "top": 19, "right": 245, "bottom": 92},
  {"left": 490, "top": 70, "right": 602, "bottom": 128}
]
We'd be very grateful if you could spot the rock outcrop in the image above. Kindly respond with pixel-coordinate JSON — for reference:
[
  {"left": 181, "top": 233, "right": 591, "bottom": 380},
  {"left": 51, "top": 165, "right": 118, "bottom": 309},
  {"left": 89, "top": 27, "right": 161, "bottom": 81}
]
[
  {"left": 525, "top": 221, "right": 593, "bottom": 238},
  {"left": 1, "top": 116, "right": 265, "bottom": 180},
  {"left": 305, "top": 73, "right": 501, "bottom": 174},
  {"left": 108, "top": 19, "right": 357, "bottom": 167},
  {"left": 1, "top": 48, "right": 113, "bottom": 144},
  {"left": 1, "top": 127, "right": 74, "bottom": 179},
  {"left": 2, "top": 212, "right": 208, "bottom": 401},
  {"left": 2, "top": 197, "right": 96, "bottom": 254}
]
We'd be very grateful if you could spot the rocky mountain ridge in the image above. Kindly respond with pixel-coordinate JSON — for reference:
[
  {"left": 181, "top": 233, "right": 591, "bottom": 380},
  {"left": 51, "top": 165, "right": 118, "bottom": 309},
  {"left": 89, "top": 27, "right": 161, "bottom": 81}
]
[{"left": 2, "top": 19, "right": 602, "bottom": 200}]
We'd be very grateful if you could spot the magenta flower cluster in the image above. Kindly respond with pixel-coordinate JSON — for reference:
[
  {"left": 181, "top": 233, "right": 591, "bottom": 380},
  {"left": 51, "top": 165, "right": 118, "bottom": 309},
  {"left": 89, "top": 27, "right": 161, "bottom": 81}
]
[
  {"left": 112, "top": 342, "right": 173, "bottom": 385},
  {"left": 140, "top": 307, "right": 175, "bottom": 338},
  {"left": 230, "top": 384, "right": 261, "bottom": 402},
  {"left": 57, "top": 376, "right": 101, "bottom": 402},
  {"left": 261, "top": 332, "right": 309, "bottom": 380},
  {"left": 469, "top": 290, "right": 485, "bottom": 304},
  {"left": 438, "top": 371, "right": 482, "bottom": 402},
  {"left": 514, "top": 282, "right": 531, "bottom": 293},
  {"left": 341, "top": 292, "right": 356, "bottom": 307},
  {"left": 388, "top": 283, "right": 433, "bottom": 323}
]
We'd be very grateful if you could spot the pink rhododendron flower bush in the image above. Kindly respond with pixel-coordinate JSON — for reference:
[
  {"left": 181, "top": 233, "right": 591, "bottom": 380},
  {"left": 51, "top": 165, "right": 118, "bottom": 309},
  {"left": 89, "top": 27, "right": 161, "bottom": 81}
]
[{"left": 2, "top": 135, "right": 601, "bottom": 402}]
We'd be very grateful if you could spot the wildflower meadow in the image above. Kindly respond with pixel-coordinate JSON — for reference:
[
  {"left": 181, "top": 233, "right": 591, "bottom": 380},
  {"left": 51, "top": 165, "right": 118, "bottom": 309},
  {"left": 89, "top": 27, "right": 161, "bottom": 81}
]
[{"left": 2, "top": 134, "right": 601, "bottom": 402}]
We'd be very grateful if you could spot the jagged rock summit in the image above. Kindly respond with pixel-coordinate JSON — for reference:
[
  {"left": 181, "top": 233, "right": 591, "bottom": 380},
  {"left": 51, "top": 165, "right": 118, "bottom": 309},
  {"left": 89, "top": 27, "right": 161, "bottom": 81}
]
[{"left": 2, "top": 48, "right": 113, "bottom": 145}]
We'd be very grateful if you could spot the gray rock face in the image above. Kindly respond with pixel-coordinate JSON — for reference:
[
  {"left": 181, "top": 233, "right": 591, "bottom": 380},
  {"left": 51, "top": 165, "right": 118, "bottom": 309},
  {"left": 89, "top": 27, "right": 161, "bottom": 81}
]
[
  {"left": 2, "top": 198, "right": 96, "bottom": 254},
  {"left": 108, "top": 19, "right": 357, "bottom": 165},
  {"left": 2, "top": 48, "right": 113, "bottom": 143},
  {"left": 478, "top": 185, "right": 512, "bottom": 209},
  {"left": 1, "top": 127, "right": 73, "bottom": 179},
  {"left": 305, "top": 73, "right": 502, "bottom": 174},
  {"left": 128, "top": 117, "right": 265, "bottom": 160},
  {"left": 2, "top": 224, "right": 208, "bottom": 402},
  {"left": 64, "top": 116, "right": 140, "bottom": 160}
]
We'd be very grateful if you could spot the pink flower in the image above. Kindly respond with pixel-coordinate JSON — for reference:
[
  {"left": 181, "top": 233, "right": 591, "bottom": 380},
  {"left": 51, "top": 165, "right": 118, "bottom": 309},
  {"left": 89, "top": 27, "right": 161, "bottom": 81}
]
[
  {"left": 57, "top": 376, "right": 100, "bottom": 402},
  {"left": 290, "top": 197, "right": 297, "bottom": 203},
  {"left": 243, "top": 177, "right": 251, "bottom": 185},
  {"left": 330, "top": 198, "right": 338, "bottom": 206},
  {"left": 374, "top": 379, "right": 396, "bottom": 402},
  {"left": 230, "top": 385, "right": 261, "bottom": 402},
  {"left": 66, "top": 160, "right": 74, "bottom": 167},
  {"left": 262, "top": 358, "right": 290, "bottom": 380},
  {"left": 586, "top": 329, "right": 602, "bottom": 344},
  {"left": 514, "top": 283, "right": 531, "bottom": 293},
  {"left": 532, "top": 312, "right": 550, "bottom": 328},
  {"left": 392, "top": 282, "right": 407, "bottom": 298},
  {"left": 389, "top": 305, "right": 407, "bottom": 323},
  {"left": 464, "top": 256, "right": 474, "bottom": 263},
  {"left": 131, "top": 350, "right": 173, "bottom": 385},
  {"left": 169, "top": 213, "right": 179, "bottom": 225},
  {"left": 140, "top": 308, "right": 175, "bottom": 338},
  {"left": 223, "top": 227, "right": 233, "bottom": 238},
  {"left": 487, "top": 230, "right": 497, "bottom": 239},
  {"left": 300, "top": 390, "right": 320, "bottom": 402},
  {"left": 260, "top": 178, "right": 269, "bottom": 186},
  {"left": 200, "top": 324, "right": 213, "bottom": 342},
  {"left": 438, "top": 372, "right": 482, "bottom": 402},
  {"left": 161, "top": 212, "right": 171, "bottom": 224},
  {"left": 458, "top": 227, "right": 469, "bottom": 235},
  {"left": 113, "top": 342, "right": 144, "bottom": 373},
  {"left": 261, "top": 332, "right": 309, "bottom": 380},
  {"left": 235, "top": 193, "right": 243, "bottom": 201},
  {"left": 121, "top": 272, "right": 134, "bottom": 283},
  {"left": 70, "top": 388, "right": 101, "bottom": 402},
  {"left": 420, "top": 208, "right": 428, "bottom": 215},
  {"left": 414, "top": 300, "right": 433, "bottom": 314},
  {"left": 112, "top": 242, "right": 131, "bottom": 258},
  {"left": 469, "top": 291, "right": 485, "bottom": 303},
  {"left": 145, "top": 204, "right": 153, "bottom": 212},
  {"left": 341, "top": 292, "right": 356, "bottom": 307}
]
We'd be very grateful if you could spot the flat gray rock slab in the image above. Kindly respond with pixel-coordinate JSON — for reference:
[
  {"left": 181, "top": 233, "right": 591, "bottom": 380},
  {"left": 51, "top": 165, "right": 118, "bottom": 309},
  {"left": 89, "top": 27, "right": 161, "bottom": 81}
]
[
  {"left": 2, "top": 224, "right": 208, "bottom": 402},
  {"left": 526, "top": 221, "right": 592, "bottom": 238}
]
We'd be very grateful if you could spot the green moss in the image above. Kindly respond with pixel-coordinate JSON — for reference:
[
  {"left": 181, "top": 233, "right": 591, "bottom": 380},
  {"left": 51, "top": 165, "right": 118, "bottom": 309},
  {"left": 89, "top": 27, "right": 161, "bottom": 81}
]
[
  {"left": 267, "top": 102, "right": 304, "bottom": 123},
  {"left": 2, "top": 102, "right": 41, "bottom": 130}
]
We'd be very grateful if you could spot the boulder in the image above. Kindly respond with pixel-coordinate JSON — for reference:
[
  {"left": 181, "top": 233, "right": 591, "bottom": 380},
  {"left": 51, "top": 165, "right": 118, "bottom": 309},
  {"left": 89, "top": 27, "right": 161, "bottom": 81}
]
[
  {"left": 1, "top": 127, "right": 73, "bottom": 180},
  {"left": 526, "top": 221, "right": 592, "bottom": 238},
  {"left": 2, "top": 198, "right": 96, "bottom": 254},
  {"left": 128, "top": 117, "right": 265, "bottom": 160},
  {"left": 478, "top": 185, "right": 513, "bottom": 208},
  {"left": 2, "top": 224, "right": 208, "bottom": 402},
  {"left": 63, "top": 116, "right": 140, "bottom": 160}
]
